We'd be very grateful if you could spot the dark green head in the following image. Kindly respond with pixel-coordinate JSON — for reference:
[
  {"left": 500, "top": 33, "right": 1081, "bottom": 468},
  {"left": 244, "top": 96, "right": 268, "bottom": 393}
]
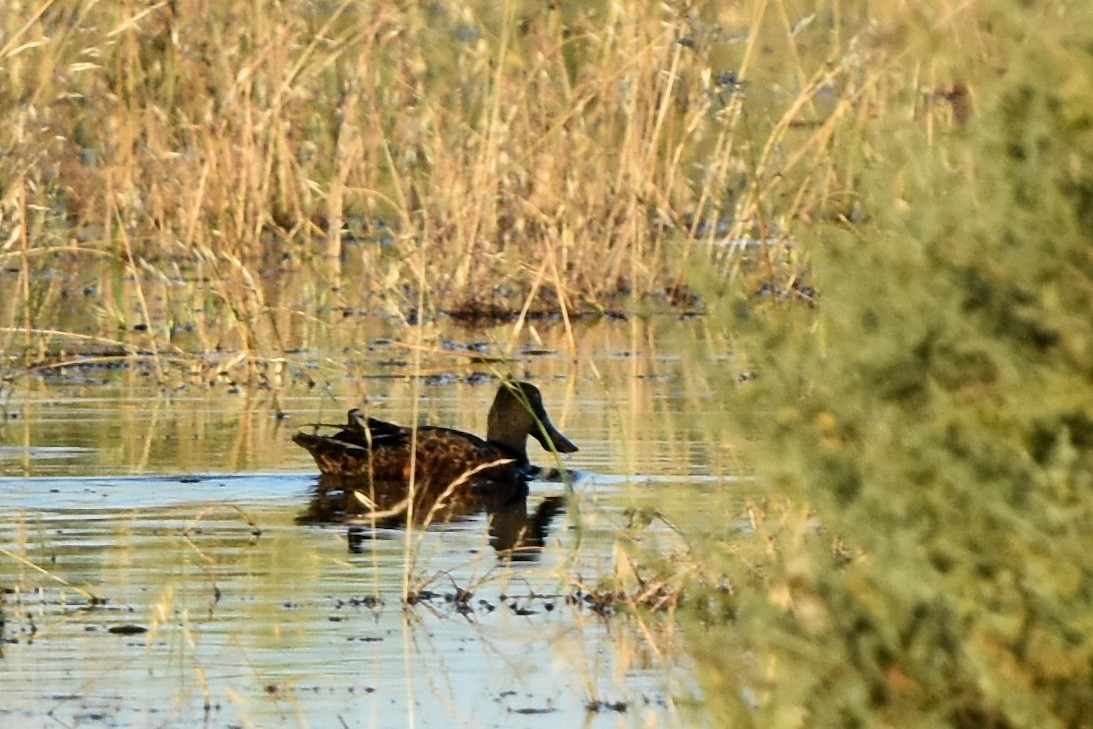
[{"left": 486, "top": 381, "right": 578, "bottom": 460}]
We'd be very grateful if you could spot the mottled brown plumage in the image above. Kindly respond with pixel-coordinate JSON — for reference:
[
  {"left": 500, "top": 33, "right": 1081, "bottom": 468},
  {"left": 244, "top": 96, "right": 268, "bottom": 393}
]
[{"left": 292, "top": 382, "right": 578, "bottom": 518}]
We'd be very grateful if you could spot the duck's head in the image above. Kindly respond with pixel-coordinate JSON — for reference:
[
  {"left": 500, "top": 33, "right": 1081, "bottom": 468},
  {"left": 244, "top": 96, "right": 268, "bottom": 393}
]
[{"left": 486, "top": 381, "right": 578, "bottom": 460}]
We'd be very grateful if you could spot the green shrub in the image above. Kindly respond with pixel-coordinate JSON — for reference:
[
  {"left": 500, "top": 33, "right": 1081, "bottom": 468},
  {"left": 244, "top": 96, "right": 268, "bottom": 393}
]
[{"left": 687, "top": 3, "right": 1093, "bottom": 728}]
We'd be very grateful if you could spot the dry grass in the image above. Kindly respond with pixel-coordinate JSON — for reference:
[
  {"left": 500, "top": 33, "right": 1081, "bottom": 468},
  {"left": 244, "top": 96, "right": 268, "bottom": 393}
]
[{"left": 0, "top": 0, "right": 966, "bottom": 377}]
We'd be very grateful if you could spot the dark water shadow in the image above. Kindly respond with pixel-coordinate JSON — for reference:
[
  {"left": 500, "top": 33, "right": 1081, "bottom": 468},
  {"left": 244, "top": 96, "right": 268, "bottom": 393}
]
[{"left": 296, "top": 473, "right": 571, "bottom": 562}]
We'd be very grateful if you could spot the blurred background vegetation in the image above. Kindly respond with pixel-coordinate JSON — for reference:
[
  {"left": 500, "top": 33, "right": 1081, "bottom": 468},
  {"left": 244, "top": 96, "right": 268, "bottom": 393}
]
[{"left": 682, "top": 2, "right": 1093, "bottom": 728}]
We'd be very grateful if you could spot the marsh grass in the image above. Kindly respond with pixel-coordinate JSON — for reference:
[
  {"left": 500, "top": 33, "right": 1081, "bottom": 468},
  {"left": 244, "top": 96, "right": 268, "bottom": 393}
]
[{"left": 0, "top": 0, "right": 904, "bottom": 378}]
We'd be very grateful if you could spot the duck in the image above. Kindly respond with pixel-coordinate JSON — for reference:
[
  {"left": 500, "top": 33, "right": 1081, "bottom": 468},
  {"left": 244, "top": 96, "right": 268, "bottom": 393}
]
[{"left": 292, "top": 381, "right": 578, "bottom": 516}]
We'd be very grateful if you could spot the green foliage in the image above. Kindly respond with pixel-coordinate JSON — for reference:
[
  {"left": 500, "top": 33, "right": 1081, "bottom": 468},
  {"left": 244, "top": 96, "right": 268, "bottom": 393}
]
[{"left": 686, "top": 4, "right": 1093, "bottom": 728}]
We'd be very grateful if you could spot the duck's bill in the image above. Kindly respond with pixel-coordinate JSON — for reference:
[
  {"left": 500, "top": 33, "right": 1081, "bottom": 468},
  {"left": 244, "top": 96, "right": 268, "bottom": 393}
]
[{"left": 533, "top": 421, "right": 579, "bottom": 454}]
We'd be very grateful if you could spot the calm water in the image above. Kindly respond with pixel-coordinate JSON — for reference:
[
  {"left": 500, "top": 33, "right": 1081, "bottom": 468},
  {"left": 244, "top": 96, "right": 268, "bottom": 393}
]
[{"left": 0, "top": 316, "right": 744, "bottom": 728}]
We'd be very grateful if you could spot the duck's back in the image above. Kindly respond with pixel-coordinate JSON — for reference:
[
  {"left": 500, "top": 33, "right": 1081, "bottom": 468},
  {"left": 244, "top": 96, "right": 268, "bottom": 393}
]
[{"left": 293, "top": 420, "right": 524, "bottom": 490}]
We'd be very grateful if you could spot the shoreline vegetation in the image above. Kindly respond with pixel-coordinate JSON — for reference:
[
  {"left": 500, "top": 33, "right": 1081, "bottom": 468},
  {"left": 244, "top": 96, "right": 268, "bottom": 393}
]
[{"left": 4, "top": 1, "right": 1092, "bottom": 728}]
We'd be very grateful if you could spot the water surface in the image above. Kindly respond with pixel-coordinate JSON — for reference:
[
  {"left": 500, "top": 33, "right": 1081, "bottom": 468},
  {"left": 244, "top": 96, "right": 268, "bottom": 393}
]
[{"left": 0, "top": 316, "right": 744, "bottom": 727}]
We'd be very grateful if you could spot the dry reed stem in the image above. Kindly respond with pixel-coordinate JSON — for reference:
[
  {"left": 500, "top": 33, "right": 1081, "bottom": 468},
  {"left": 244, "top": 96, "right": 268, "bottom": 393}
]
[
  {"left": 345, "top": 458, "right": 515, "bottom": 525},
  {"left": 182, "top": 504, "right": 262, "bottom": 565},
  {"left": 0, "top": 545, "right": 105, "bottom": 604}
]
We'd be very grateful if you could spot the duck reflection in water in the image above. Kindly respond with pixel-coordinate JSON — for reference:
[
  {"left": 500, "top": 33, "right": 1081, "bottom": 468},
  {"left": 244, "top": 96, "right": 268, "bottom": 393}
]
[{"left": 293, "top": 381, "right": 578, "bottom": 560}]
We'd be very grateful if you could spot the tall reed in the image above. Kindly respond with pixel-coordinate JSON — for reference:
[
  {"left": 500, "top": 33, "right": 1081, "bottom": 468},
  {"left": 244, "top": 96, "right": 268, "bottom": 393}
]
[{"left": 2, "top": 0, "right": 879, "bottom": 373}]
